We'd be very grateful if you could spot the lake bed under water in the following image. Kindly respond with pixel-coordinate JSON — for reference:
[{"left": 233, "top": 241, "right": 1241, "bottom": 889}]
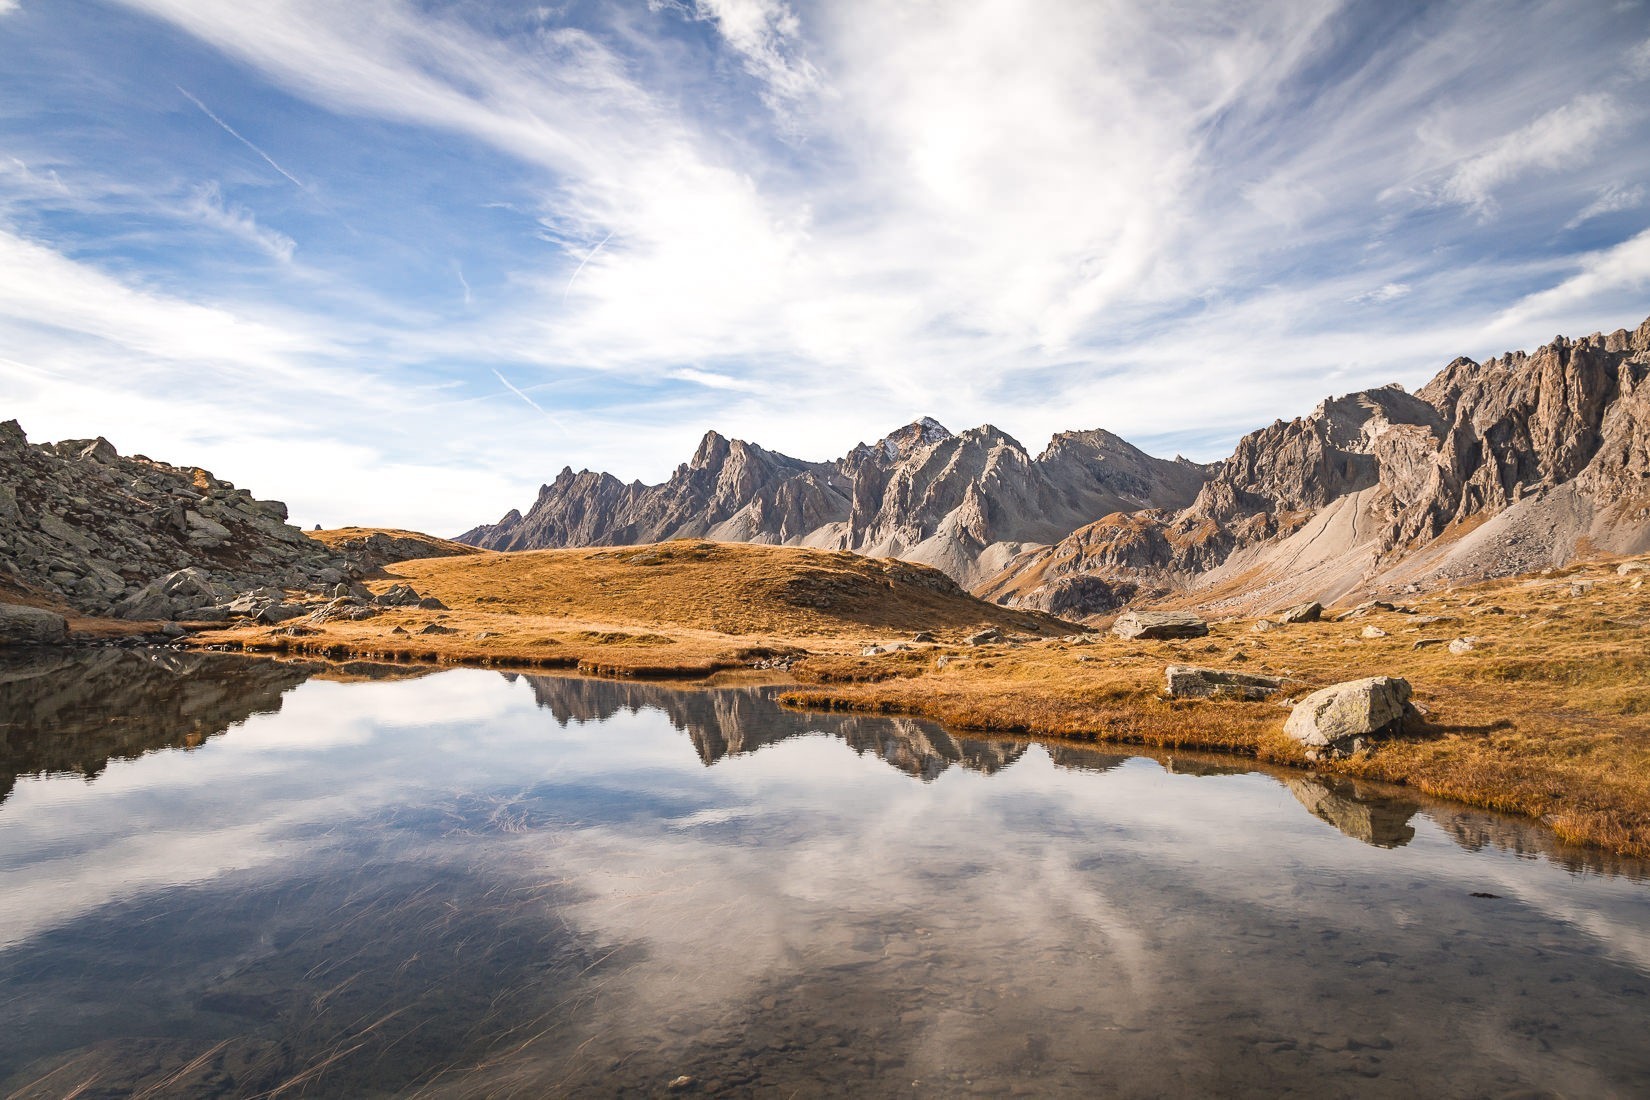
[{"left": 1, "top": 648, "right": 1647, "bottom": 1097}]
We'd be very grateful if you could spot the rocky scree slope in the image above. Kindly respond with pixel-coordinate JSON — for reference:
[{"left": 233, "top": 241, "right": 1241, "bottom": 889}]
[
  {"left": 983, "top": 315, "right": 1650, "bottom": 614},
  {"left": 0, "top": 421, "right": 362, "bottom": 622},
  {"left": 461, "top": 417, "right": 1211, "bottom": 587}
]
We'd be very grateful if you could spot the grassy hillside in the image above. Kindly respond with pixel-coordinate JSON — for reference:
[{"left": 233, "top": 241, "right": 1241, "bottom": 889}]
[
  {"left": 207, "top": 540, "right": 1068, "bottom": 677},
  {"left": 306, "top": 526, "right": 485, "bottom": 562}
]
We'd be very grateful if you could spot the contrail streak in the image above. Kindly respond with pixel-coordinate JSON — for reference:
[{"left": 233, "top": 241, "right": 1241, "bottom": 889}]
[
  {"left": 176, "top": 85, "right": 306, "bottom": 190},
  {"left": 491, "top": 368, "right": 569, "bottom": 433},
  {"left": 561, "top": 230, "right": 614, "bottom": 304}
]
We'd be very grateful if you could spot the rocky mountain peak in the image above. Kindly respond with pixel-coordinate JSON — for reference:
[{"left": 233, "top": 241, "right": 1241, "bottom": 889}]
[
  {"left": 852, "top": 417, "right": 955, "bottom": 465},
  {"left": 689, "top": 429, "right": 731, "bottom": 470}
]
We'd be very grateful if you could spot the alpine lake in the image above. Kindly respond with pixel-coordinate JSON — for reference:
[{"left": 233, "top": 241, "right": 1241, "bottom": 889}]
[{"left": 1, "top": 648, "right": 1647, "bottom": 1098}]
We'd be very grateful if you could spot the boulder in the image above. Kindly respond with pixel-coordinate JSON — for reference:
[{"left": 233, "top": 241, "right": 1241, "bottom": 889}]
[
  {"left": 112, "top": 567, "right": 234, "bottom": 620},
  {"left": 77, "top": 436, "right": 118, "bottom": 463},
  {"left": 0, "top": 602, "right": 69, "bottom": 645},
  {"left": 1277, "top": 601, "right": 1322, "bottom": 624},
  {"left": 862, "top": 643, "right": 911, "bottom": 656},
  {"left": 1283, "top": 676, "right": 1413, "bottom": 756},
  {"left": 1164, "top": 664, "right": 1283, "bottom": 701},
  {"left": 375, "top": 583, "right": 425, "bottom": 607},
  {"left": 1448, "top": 637, "right": 1478, "bottom": 655},
  {"left": 1618, "top": 561, "right": 1648, "bottom": 576},
  {"left": 1333, "top": 601, "right": 1396, "bottom": 622},
  {"left": 1251, "top": 618, "right": 1278, "bottom": 633},
  {"left": 308, "top": 598, "right": 379, "bottom": 625},
  {"left": 1361, "top": 626, "right": 1387, "bottom": 638},
  {"left": 111, "top": 584, "right": 177, "bottom": 621},
  {"left": 965, "top": 628, "right": 1003, "bottom": 646},
  {"left": 418, "top": 623, "right": 458, "bottom": 635},
  {"left": 1112, "top": 611, "right": 1208, "bottom": 640}
]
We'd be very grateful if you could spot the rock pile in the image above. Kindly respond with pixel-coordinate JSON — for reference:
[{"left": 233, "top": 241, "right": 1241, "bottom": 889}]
[{"left": 0, "top": 420, "right": 355, "bottom": 621}]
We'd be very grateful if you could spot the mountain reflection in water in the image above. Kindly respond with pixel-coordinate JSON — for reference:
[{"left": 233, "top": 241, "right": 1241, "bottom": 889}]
[
  {"left": 0, "top": 651, "right": 1624, "bottom": 870},
  {"left": 0, "top": 651, "right": 1647, "bottom": 1097}
]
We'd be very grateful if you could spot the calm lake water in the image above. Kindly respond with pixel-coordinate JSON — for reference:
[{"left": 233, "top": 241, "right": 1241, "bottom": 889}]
[{"left": 1, "top": 649, "right": 1648, "bottom": 1098}]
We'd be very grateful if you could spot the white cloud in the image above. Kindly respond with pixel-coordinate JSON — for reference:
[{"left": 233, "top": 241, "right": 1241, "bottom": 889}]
[
  {"left": 1492, "top": 226, "right": 1650, "bottom": 330},
  {"left": 186, "top": 181, "right": 296, "bottom": 262},
  {"left": 5, "top": 0, "right": 1643, "bottom": 529},
  {"left": 1566, "top": 182, "right": 1646, "bottom": 228},
  {"left": 690, "top": 0, "right": 822, "bottom": 108},
  {"left": 1629, "top": 36, "right": 1650, "bottom": 76},
  {"left": 1440, "top": 93, "right": 1617, "bottom": 213},
  {"left": 0, "top": 1, "right": 19, "bottom": 15},
  {"left": 0, "top": 227, "right": 324, "bottom": 377},
  {"left": 1350, "top": 282, "right": 1411, "bottom": 305}
]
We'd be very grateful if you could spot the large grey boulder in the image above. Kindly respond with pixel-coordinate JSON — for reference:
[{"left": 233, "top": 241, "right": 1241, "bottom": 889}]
[
  {"left": 374, "top": 583, "right": 426, "bottom": 607},
  {"left": 0, "top": 603, "right": 69, "bottom": 645},
  {"left": 1277, "top": 601, "right": 1323, "bottom": 624},
  {"left": 1113, "top": 611, "right": 1208, "bottom": 640},
  {"left": 111, "top": 567, "right": 227, "bottom": 621},
  {"left": 1283, "top": 676, "right": 1413, "bottom": 757},
  {"left": 1164, "top": 664, "right": 1283, "bottom": 701}
]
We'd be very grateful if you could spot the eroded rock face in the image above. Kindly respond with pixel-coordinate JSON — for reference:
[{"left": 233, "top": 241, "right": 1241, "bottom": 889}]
[
  {"left": 460, "top": 418, "right": 1211, "bottom": 587},
  {"left": 1283, "top": 676, "right": 1413, "bottom": 753},
  {"left": 983, "top": 316, "right": 1650, "bottom": 612},
  {"left": 0, "top": 422, "right": 352, "bottom": 619}
]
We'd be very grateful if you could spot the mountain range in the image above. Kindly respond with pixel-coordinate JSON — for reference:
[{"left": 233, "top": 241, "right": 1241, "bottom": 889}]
[{"left": 462, "top": 314, "right": 1650, "bottom": 616}]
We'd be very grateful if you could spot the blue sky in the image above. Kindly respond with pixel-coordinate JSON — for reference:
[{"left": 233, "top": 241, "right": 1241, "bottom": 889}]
[{"left": 2, "top": 0, "right": 1649, "bottom": 534}]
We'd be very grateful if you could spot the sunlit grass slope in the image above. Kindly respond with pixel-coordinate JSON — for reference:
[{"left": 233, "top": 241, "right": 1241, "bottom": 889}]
[{"left": 206, "top": 540, "right": 1066, "bottom": 678}]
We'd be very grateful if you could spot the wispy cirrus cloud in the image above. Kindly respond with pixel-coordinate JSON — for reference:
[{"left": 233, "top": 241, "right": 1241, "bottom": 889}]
[
  {"left": 0, "top": 0, "right": 1645, "bottom": 533},
  {"left": 1567, "top": 183, "right": 1647, "bottom": 229},
  {"left": 1437, "top": 93, "right": 1618, "bottom": 215},
  {"left": 186, "top": 181, "right": 295, "bottom": 262}
]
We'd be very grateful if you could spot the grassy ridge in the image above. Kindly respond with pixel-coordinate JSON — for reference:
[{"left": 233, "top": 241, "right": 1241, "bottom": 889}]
[{"left": 202, "top": 539, "right": 1067, "bottom": 678}]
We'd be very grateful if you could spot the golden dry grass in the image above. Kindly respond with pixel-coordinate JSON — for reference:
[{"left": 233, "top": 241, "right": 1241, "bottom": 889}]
[
  {"left": 787, "top": 559, "right": 1650, "bottom": 856},
  {"left": 188, "top": 538, "right": 1650, "bottom": 857},
  {"left": 198, "top": 540, "right": 1068, "bottom": 679}
]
